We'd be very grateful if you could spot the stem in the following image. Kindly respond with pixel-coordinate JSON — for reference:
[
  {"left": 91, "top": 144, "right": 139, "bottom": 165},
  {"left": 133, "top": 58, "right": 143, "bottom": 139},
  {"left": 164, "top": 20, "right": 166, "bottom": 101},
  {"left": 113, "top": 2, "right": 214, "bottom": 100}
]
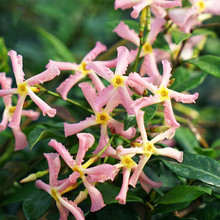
[{"left": 37, "top": 85, "right": 93, "bottom": 114}]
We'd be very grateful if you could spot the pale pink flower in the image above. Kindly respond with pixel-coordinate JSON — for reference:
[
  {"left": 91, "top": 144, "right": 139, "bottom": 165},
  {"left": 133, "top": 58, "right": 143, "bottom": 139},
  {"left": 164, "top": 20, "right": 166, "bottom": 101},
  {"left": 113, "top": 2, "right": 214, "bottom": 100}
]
[
  {"left": 113, "top": 18, "right": 166, "bottom": 84},
  {"left": 48, "top": 133, "right": 117, "bottom": 212},
  {"left": 0, "top": 72, "right": 40, "bottom": 150},
  {"left": 117, "top": 110, "right": 183, "bottom": 188},
  {"left": 86, "top": 46, "right": 136, "bottom": 115},
  {"left": 0, "top": 50, "right": 60, "bottom": 130},
  {"left": 48, "top": 42, "right": 116, "bottom": 100},
  {"left": 114, "top": 146, "right": 162, "bottom": 204},
  {"left": 129, "top": 60, "right": 199, "bottom": 127},
  {"left": 35, "top": 153, "right": 84, "bottom": 220},
  {"left": 64, "top": 82, "right": 136, "bottom": 157},
  {"left": 115, "top": 0, "right": 182, "bottom": 19}
]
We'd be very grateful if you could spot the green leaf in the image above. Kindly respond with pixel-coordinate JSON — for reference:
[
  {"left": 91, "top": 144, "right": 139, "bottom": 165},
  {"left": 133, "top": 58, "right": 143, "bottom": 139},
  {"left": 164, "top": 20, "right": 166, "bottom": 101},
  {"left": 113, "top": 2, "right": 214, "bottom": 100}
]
[
  {"left": 23, "top": 191, "right": 52, "bottom": 220},
  {"left": 153, "top": 202, "right": 190, "bottom": 214},
  {"left": 97, "top": 182, "right": 143, "bottom": 204},
  {"left": 172, "top": 30, "right": 192, "bottom": 45},
  {"left": 175, "top": 127, "right": 200, "bottom": 153},
  {"left": 192, "top": 28, "right": 216, "bottom": 37},
  {"left": 153, "top": 33, "right": 170, "bottom": 52},
  {"left": 170, "top": 67, "right": 206, "bottom": 92},
  {"left": 0, "top": 38, "right": 9, "bottom": 72},
  {"left": 28, "top": 125, "right": 60, "bottom": 149},
  {"left": 185, "top": 55, "right": 220, "bottom": 77},
  {"left": 157, "top": 185, "right": 211, "bottom": 205},
  {"left": 124, "top": 104, "right": 158, "bottom": 130},
  {"left": 162, "top": 152, "right": 220, "bottom": 187},
  {"left": 37, "top": 27, "right": 74, "bottom": 62}
]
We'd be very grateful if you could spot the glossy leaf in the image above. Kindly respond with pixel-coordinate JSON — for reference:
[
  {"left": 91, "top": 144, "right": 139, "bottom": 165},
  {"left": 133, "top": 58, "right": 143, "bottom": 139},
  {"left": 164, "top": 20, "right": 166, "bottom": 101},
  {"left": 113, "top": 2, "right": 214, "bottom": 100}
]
[
  {"left": 185, "top": 55, "right": 220, "bottom": 78},
  {"left": 157, "top": 185, "right": 211, "bottom": 204},
  {"left": 170, "top": 67, "right": 206, "bottom": 92},
  {"left": 172, "top": 30, "right": 192, "bottom": 45},
  {"left": 162, "top": 152, "right": 220, "bottom": 187},
  {"left": 23, "top": 190, "right": 52, "bottom": 220}
]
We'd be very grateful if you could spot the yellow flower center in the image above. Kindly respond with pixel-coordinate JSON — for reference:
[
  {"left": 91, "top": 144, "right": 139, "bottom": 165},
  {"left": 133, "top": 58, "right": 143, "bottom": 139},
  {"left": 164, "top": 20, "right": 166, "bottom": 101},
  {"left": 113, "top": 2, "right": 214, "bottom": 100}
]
[
  {"left": 142, "top": 42, "right": 153, "bottom": 54},
  {"left": 72, "top": 165, "right": 84, "bottom": 177},
  {"left": 96, "top": 111, "right": 110, "bottom": 125},
  {"left": 8, "top": 106, "right": 16, "bottom": 117},
  {"left": 111, "top": 75, "right": 124, "bottom": 88},
  {"left": 143, "top": 142, "right": 155, "bottom": 156},
  {"left": 51, "top": 188, "right": 59, "bottom": 202},
  {"left": 157, "top": 87, "right": 169, "bottom": 101},
  {"left": 17, "top": 82, "right": 28, "bottom": 96},
  {"left": 196, "top": 0, "right": 206, "bottom": 13},
  {"left": 79, "top": 62, "right": 89, "bottom": 75},
  {"left": 121, "top": 155, "right": 135, "bottom": 169}
]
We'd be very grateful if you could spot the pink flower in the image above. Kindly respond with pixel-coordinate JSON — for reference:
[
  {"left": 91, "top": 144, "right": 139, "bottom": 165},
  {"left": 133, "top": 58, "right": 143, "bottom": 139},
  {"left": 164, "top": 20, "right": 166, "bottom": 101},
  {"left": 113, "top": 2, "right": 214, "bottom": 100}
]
[
  {"left": 113, "top": 19, "right": 166, "bottom": 84},
  {"left": 48, "top": 42, "right": 116, "bottom": 100},
  {"left": 115, "top": 0, "right": 182, "bottom": 19},
  {"left": 87, "top": 46, "right": 136, "bottom": 114},
  {"left": 114, "top": 146, "right": 161, "bottom": 204},
  {"left": 129, "top": 60, "right": 199, "bottom": 127},
  {"left": 117, "top": 110, "right": 183, "bottom": 188},
  {"left": 0, "top": 72, "right": 40, "bottom": 150},
  {"left": 64, "top": 82, "right": 136, "bottom": 157},
  {"left": 48, "top": 133, "right": 117, "bottom": 212},
  {"left": 35, "top": 153, "right": 84, "bottom": 220},
  {"left": 0, "top": 50, "right": 60, "bottom": 130}
]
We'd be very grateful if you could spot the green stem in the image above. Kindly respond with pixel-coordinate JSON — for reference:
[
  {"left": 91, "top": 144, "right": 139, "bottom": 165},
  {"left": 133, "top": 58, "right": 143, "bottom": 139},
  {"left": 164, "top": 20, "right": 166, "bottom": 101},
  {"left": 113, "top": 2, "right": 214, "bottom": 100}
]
[{"left": 97, "top": 135, "right": 115, "bottom": 157}]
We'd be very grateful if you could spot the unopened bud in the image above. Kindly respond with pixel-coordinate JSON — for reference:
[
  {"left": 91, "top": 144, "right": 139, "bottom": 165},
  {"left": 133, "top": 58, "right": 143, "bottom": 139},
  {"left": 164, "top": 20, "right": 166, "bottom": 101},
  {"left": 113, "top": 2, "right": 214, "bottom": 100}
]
[{"left": 74, "top": 191, "right": 88, "bottom": 204}]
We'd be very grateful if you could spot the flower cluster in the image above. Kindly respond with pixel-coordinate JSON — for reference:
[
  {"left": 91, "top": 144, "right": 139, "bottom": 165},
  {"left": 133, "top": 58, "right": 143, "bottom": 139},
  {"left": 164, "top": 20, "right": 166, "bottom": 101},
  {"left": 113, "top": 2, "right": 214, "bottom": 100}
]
[{"left": 1, "top": 0, "right": 212, "bottom": 219}]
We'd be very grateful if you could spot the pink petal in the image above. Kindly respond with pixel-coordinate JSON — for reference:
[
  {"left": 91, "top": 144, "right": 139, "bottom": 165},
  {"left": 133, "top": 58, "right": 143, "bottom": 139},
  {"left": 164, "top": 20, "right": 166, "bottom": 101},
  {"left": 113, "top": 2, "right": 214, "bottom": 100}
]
[
  {"left": 88, "top": 71, "right": 105, "bottom": 93},
  {"left": 132, "top": 94, "right": 160, "bottom": 113},
  {"left": 204, "top": 0, "right": 220, "bottom": 15},
  {"left": 46, "top": 60, "right": 79, "bottom": 71},
  {"left": 0, "top": 88, "right": 17, "bottom": 97},
  {"left": 151, "top": 4, "right": 167, "bottom": 17},
  {"left": 154, "top": 147, "right": 183, "bottom": 162},
  {"left": 131, "top": 0, "right": 151, "bottom": 19},
  {"left": 12, "top": 127, "right": 28, "bottom": 151},
  {"left": 82, "top": 177, "right": 106, "bottom": 212},
  {"left": 140, "top": 54, "right": 162, "bottom": 85},
  {"left": 48, "top": 139, "right": 75, "bottom": 168},
  {"left": 78, "top": 82, "right": 97, "bottom": 112},
  {"left": 8, "top": 95, "right": 26, "bottom": 129},
  {"left": 115, "top": 168, "right": 131, "bottom": 204},
  {"left": 27, "top": 64, "right": 60, "bottom": 86},
  {"left": 147, "top": 16, "right": 166, "bottom": 44},
  {"left": 75, "top": 133, "right": 95, "bottom": 166},
  {"left": 114, "top": 0, "right": 140, "bottom": 10},
  {"left": 128, "top": 72, "right": 157, "bottom": 93},
  {"left": 118, "top": 86, "right": 135, "bottom": 115},
  {"left": 0, "top": 109, "right": 10, "bottom": 131},
  {"left": 0, "top": 73, "right": 13, "bottom": 106},
  {"left": 44, "top": 153, "right": 61, "bottom": 187},
  {"left": 56, "top": 201, "right": 69, "bottom": 220},
  {"left": 94, "top": 58, "right": 117, "bottom": 68},
  {"left": 64, "top": 115, "right": 97, "bottom": 137},
  {"left": 27, "top": 89, "right": 56, "bottom": 117},
  {"left": 21, "top": 110, "right": 40, "bottom": 120},
  {"left": 155, "top": 0, "right": 182, "bottom": 8},
  {"left": 86, "top": 62, "right": 114, "bottom": 82},
  {"left": 129, "top": 155, "right": 150, "bottom": 187},
  {"left": 136, "top": 110, "right": 148, "bottom": 143},
  {"left": 35, "top": 180, "right": 51, "bottom": 194},
  {"left": 139, "top": 171, "right": 162, "bottom": 193},
  {"left": 92, "top": 125, "right": 117, "bottom": 158},
  {"left": 83, "top": 41, "right": 107, "bottom": 63},
  {"left": 160, "top": 60, "right": 172, "bottom": 87},
  {"left": 94, "top": 85, "right": 115, "bottom": 112},
  {"left": 115, "top": 46, "right": 129, "bottom": 76},
  {"left": 59, "top": 197, "right": 85, "bottom": 220},
  {"left": 108, "top": 117, "right": 136, "bottom": 139},
  {"left": 170, "top": 91, "right": 199, "bottom": 103},
  {"left": 163, "top": 99, "right": 180, "bottom": 127},
  {"left": 85, "top": 164, "right": 117, "bottom": 182},
  {"left": 113, "top": 21, "right": 139, "bottom": 47},
  {"left": 56, "top": 73, "right": 84, "bottom": 100},
  {"left": 8, "top": 50, "right": 25, "bottom": 84}
]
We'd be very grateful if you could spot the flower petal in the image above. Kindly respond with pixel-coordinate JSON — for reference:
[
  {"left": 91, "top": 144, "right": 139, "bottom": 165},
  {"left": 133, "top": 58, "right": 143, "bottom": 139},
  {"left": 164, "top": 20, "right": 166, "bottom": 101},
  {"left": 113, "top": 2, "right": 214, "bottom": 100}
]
[{"left": 12, "top": 127, "right": 28, "bottom": 151}]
